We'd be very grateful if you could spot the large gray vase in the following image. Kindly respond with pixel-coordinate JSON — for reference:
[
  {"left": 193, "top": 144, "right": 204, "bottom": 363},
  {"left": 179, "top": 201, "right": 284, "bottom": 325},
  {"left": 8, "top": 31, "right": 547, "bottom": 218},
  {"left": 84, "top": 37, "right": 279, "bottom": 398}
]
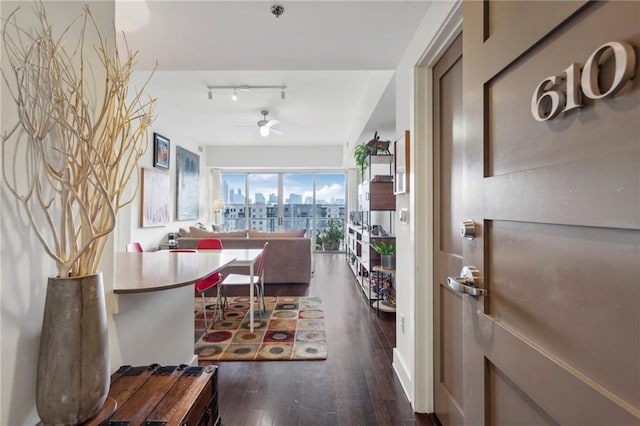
[{"left": 36, "top": 272, "right": 109, "bottom": 425}]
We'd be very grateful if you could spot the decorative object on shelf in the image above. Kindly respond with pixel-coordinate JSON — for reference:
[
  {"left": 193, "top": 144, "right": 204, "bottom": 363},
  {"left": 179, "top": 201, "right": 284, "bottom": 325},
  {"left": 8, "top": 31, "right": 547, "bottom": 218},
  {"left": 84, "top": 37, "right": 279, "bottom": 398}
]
[
  {"left": 394, "top": 130, "right": 410, "bottom": 194},
  {"left": 366, "top": 131, "right": 391, "bottom": 155},
  {"left": 372, "top": 241, "right": 396, "bottom": 270},
  {"left": 141, "top": 168, "right": 170, "bottom": 227},
  {"left": 370, "top": 225, "right": 389, "bottom": 236},
  {"left": 371, "top": 175, "right": 393, "bottom": 183},
  {"left": 321, "top": 218, "right": 344, "bottom": 251},
  {"left": 153, "top": 133, "right": 170, "bottom": 170},
  {"left": 176, "top": 146, "right": 200, "bottom": 220},
  {"left": 1, "top": 3, "right": 156, "bottom": 424}
]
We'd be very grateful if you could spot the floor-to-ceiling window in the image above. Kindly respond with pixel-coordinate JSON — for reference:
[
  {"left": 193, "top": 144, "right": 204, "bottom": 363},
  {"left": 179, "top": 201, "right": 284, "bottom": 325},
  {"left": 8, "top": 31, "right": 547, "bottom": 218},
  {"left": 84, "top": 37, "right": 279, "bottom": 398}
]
[{"left": 219, "top": 171, "right": 346, "bottom": 251}]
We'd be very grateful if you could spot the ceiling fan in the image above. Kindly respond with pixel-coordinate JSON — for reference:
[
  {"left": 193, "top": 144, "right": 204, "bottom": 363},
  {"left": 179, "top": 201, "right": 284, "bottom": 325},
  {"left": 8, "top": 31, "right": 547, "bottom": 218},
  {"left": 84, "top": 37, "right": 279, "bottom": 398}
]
[{"left": 256, "top": 110, "right": 282, "bottom": 137}]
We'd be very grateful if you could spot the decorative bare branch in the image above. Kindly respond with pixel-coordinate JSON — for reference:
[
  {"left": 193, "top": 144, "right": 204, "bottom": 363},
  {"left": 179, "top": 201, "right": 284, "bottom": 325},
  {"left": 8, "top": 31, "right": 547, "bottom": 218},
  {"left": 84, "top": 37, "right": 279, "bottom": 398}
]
[{"left": 2, "top": 3, "right": 156, "bottom": 277}]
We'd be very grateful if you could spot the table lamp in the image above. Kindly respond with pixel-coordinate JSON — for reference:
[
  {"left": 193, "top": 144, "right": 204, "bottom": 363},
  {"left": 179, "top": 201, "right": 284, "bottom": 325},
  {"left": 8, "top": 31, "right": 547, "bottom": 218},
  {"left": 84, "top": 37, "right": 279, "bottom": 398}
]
[{"left": 213, "top": 199, "right": 225, "bottom": 224}]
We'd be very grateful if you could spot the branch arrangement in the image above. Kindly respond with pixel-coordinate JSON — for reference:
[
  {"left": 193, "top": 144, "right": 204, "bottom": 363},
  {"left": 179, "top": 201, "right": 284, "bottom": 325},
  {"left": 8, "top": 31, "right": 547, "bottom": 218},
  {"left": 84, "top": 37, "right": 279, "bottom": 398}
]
[{"left": 2, "top": 3, "right": 156, "bottom": 277}]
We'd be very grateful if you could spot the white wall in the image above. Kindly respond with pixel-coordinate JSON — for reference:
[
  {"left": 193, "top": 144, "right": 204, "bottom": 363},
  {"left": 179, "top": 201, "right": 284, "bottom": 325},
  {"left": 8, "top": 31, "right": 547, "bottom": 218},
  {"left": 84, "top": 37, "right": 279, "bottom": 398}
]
[
  {"left": 205, "top": 145, "right": 344, "bottom": 169},
  {"left": 391, "top": 0, "right": 461, "bottom": 413},
  {"left": 0, "top": 2, "right": 116, "bottom": 423}
]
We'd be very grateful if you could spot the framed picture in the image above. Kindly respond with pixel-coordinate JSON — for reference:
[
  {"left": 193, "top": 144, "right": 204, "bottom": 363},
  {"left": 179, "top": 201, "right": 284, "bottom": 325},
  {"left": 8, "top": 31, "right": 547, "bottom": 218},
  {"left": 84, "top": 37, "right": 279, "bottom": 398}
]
[
  {"left": 394, "top": 130, "right": 410, "bottom": 194},
  {"left": 140, "top": 167, "right": 170, "bottom": 227},
  {"left": 153, "top": 133, "right": 170, "bottom": 170},
  {"left": 176, "top": 146, "right": 200, "bottom": 220}
]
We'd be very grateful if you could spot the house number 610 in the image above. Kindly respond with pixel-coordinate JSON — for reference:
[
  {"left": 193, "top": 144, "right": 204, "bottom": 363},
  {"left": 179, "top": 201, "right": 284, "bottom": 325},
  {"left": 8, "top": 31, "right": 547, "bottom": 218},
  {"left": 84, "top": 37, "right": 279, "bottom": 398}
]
[{"left": 531, "top": 41, "right": 636, "bottom": 121}]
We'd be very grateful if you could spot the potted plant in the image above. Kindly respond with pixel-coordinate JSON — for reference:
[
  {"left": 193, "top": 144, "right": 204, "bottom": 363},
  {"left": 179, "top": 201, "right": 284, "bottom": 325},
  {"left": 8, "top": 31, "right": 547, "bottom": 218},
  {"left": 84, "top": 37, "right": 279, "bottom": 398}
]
[
  {"left": 321, "top": 218, "right": 344, "bottom": 251},
  {"left": 1, "top": 4, "right": 155, "bottom": 424},
  {"left": 372, "top": 241, "right": 396, "bottom": 270},
  {"left": 354, "top": 142, "right": 372, "bottom": 175},
  {"left": 314, "top": 230, "right": 323, "bottom": 251}
]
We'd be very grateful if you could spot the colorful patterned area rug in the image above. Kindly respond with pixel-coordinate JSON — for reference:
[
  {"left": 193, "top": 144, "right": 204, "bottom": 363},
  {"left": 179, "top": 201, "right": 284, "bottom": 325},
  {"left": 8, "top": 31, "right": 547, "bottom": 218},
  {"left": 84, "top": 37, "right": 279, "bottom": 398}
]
[{"left": 194, "top": 296, "right": 327, "bottom": 361}]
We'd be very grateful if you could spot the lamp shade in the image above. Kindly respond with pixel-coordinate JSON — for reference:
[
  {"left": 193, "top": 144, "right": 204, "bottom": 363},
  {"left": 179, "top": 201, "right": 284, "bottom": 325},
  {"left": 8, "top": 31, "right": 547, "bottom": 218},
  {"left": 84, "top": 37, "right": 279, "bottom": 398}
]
[{"left": 213, "top": 199, "right": 225, "bottom": 211}]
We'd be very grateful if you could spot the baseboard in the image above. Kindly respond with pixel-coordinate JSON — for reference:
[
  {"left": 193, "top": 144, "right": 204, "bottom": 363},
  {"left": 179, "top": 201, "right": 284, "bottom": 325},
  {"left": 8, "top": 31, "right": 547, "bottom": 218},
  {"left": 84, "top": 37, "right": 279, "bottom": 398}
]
[{"left": 392, "top": 348, "right": 412, "bottom": 406}]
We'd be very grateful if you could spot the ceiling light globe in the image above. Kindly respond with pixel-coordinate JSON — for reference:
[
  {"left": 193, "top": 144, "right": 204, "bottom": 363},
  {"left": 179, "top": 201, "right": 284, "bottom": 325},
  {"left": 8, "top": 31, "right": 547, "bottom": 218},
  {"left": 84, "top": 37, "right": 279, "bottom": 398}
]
[
  {"left": 231, "top": 93, "right": 238, "bottom": 102},
  {"left": 259, "top": 126, "right": 270, "bottom": 137}
]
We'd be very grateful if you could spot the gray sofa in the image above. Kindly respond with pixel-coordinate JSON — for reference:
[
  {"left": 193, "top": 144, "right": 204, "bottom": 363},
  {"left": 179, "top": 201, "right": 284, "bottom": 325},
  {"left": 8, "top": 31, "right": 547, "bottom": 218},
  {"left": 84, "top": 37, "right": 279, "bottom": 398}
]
[{"left": 177, "top": 227, "right": 312, "bottom": 284}]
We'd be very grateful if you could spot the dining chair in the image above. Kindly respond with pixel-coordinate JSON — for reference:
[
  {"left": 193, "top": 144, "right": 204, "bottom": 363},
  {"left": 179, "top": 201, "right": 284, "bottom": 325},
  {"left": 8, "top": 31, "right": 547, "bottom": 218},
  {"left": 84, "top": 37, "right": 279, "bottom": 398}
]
[
  {"left": 126, "top": 242, "right": 143, "bottom": 252},
  {"left": 195, "top": 239, "right": 225, "bottom": 328},
  {"left": 220, "top": 242, "right": 269, "bottom": 320},
  {"left": 171, "top": 242, "right": 224, "bottom": 329}
]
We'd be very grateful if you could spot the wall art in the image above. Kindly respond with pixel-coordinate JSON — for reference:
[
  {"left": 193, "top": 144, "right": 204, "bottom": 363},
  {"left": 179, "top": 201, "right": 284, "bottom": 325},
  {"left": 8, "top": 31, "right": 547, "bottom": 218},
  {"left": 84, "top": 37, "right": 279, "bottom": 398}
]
[
  {"left": 141, "top": 167, "right": 170, "bottom": 227},
  {"left": 176, "top": 146, "right": 200, "bottom": 220}
]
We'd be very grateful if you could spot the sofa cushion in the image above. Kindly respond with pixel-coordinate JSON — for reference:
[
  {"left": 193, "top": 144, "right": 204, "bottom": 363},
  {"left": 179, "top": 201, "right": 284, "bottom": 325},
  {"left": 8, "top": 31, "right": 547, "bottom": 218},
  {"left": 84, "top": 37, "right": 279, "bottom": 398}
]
[
  {"left": 188, "top": 226, "right": 247, "bottom": 238},
  {"left": 248, "top": 229, "right": 306, "bottom": 238}
]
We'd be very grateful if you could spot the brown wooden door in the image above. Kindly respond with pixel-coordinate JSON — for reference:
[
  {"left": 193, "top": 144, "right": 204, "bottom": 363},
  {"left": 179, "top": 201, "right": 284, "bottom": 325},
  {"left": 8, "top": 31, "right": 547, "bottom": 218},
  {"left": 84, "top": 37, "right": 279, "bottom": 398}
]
[
  {"left": 433, "top": 33, "right": 464, "bottom": 426},
  {"left": 461, "top": 1, "right": 639, "bottom": 424}
]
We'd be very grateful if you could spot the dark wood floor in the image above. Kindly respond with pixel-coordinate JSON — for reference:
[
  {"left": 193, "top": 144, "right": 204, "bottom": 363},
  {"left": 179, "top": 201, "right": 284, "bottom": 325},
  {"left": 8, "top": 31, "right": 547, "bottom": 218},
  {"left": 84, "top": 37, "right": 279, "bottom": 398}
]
[{"left": 201, "top": 253, "right": 435, "bottom": 426}]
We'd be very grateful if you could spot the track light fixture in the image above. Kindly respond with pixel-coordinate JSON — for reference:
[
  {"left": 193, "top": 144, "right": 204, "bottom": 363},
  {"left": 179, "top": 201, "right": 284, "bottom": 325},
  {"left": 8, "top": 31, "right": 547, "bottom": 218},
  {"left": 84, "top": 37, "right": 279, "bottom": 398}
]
[{"left": 206, "top": 84, "right": 287, "bottom": 102}]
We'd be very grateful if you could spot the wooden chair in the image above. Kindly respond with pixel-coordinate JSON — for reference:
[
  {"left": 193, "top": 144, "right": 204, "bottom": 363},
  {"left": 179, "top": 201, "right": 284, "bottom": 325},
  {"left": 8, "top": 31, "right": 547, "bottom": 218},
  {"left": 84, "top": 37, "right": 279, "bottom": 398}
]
[{"left": 219, "top": 242, "right": 269, "bottom": 320}]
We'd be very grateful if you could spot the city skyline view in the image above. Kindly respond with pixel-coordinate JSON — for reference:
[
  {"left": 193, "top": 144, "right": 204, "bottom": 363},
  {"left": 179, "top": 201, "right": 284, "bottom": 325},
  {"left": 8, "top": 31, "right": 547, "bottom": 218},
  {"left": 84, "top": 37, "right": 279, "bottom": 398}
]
[{"left": 222, "top": 173, "right": 346, "bottom": 205}]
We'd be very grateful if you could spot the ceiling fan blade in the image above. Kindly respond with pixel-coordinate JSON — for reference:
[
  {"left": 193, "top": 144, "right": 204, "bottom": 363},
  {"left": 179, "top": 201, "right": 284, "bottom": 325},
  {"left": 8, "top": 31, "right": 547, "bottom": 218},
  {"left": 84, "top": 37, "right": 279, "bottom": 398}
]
[
  {"left": 265, "top": 119, "right": 280, "bottom": 128},
  {"left": 270, "top": 128, "right": 283, "bottom": 135}
]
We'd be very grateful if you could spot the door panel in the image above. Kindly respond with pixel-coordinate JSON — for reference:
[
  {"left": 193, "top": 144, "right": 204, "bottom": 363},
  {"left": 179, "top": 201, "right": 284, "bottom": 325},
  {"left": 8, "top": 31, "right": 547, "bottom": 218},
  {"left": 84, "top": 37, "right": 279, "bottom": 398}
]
[
  {"left": 486, "top": 361, "right": 558, "bottom": 426},
  {"left": 462, "top": 1, "right": 639, "bottom": 424},
  {"left": 433, "top": 33, "right": 464, "bottom": 426}
]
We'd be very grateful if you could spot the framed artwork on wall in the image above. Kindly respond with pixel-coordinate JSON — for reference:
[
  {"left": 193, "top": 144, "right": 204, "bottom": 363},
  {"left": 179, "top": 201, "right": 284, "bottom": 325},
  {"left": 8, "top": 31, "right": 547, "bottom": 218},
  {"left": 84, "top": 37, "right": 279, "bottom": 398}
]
[
  {"left": 176, "top": 146, "right": 200, "bottom": 220},
  {"left": 141, "top": 167, "right": 170, "bottom": 227},
  {"left": 153, "top": 133, "right": 170, "bottom": 170},
  {"left": 394, "top": 130, "right": 410, "bottom": 194}
]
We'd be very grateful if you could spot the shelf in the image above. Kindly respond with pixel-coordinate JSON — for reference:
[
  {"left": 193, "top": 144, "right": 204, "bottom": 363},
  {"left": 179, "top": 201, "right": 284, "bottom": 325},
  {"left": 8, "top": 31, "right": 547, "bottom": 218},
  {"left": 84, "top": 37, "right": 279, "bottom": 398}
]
[
  {"left": 347, "top": 151, "right": 396, "bottom": 312},
  {"left": 368, "top": 154, "right": 394, "bottom": 165}
]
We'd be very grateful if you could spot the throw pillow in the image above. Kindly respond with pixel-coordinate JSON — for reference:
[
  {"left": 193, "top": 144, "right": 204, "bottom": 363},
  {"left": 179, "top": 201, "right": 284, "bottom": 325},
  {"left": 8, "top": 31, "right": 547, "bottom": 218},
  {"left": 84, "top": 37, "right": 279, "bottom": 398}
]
[{"left": 178, "top": 227, "right": 191, "bottom": 237}]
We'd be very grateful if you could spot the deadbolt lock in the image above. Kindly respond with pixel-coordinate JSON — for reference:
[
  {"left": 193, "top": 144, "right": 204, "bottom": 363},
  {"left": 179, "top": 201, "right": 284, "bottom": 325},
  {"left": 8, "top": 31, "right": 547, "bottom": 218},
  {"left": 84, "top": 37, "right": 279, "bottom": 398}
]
[{"left": 459, "top": 219, "right": 477, "bottom": 240}]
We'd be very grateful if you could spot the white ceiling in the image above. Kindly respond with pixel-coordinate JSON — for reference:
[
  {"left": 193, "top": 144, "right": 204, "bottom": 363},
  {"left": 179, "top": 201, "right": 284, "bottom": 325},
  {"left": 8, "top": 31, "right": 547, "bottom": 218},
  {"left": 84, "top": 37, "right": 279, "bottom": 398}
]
[{"left": 117, "top": 1, "right": 432, "bottom": 146}]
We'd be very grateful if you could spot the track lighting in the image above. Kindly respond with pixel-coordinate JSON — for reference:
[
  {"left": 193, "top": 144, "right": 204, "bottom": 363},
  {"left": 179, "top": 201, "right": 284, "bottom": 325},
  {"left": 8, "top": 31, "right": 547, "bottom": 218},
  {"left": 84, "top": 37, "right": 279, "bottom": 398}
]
[{"left": 206, "top": 84, "right": 287, "bottom": 102}]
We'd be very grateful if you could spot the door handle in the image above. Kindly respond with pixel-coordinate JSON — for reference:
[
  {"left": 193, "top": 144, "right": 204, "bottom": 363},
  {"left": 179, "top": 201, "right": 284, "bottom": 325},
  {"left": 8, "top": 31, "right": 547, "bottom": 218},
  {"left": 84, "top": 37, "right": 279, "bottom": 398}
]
[{"left": 446, "top": 266, "right": 486, "bottom": 297}]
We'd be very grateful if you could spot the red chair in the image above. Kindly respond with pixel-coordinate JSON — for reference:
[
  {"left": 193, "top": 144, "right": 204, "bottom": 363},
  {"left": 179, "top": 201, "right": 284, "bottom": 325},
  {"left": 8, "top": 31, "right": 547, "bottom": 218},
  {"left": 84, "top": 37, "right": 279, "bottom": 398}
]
[
  {"left": 126, "top": 242, "right": 143, "bottom": 252},
  {"left": 195, "top": 239, "right": 224, "bottom": 328}
]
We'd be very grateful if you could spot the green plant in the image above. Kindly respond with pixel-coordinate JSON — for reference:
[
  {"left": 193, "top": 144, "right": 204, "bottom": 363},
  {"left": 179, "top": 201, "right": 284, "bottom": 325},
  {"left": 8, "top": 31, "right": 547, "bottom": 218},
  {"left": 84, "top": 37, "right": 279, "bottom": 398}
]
[
  {"left": 371, "top": 241, "right": 396, "bottom": 256},
  {"left": 354, "top": 143, "right": 372, "bottom": 174},
  {"left": 322, "top": 218, "right": 344, "bottom": 243}
]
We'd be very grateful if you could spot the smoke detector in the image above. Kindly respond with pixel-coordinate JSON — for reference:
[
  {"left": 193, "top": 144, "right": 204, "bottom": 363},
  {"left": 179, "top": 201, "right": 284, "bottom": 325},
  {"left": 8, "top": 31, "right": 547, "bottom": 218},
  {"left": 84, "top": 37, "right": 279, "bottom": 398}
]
[{"left": 271, "top": 5, "right": 284, "bottom": 18}]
